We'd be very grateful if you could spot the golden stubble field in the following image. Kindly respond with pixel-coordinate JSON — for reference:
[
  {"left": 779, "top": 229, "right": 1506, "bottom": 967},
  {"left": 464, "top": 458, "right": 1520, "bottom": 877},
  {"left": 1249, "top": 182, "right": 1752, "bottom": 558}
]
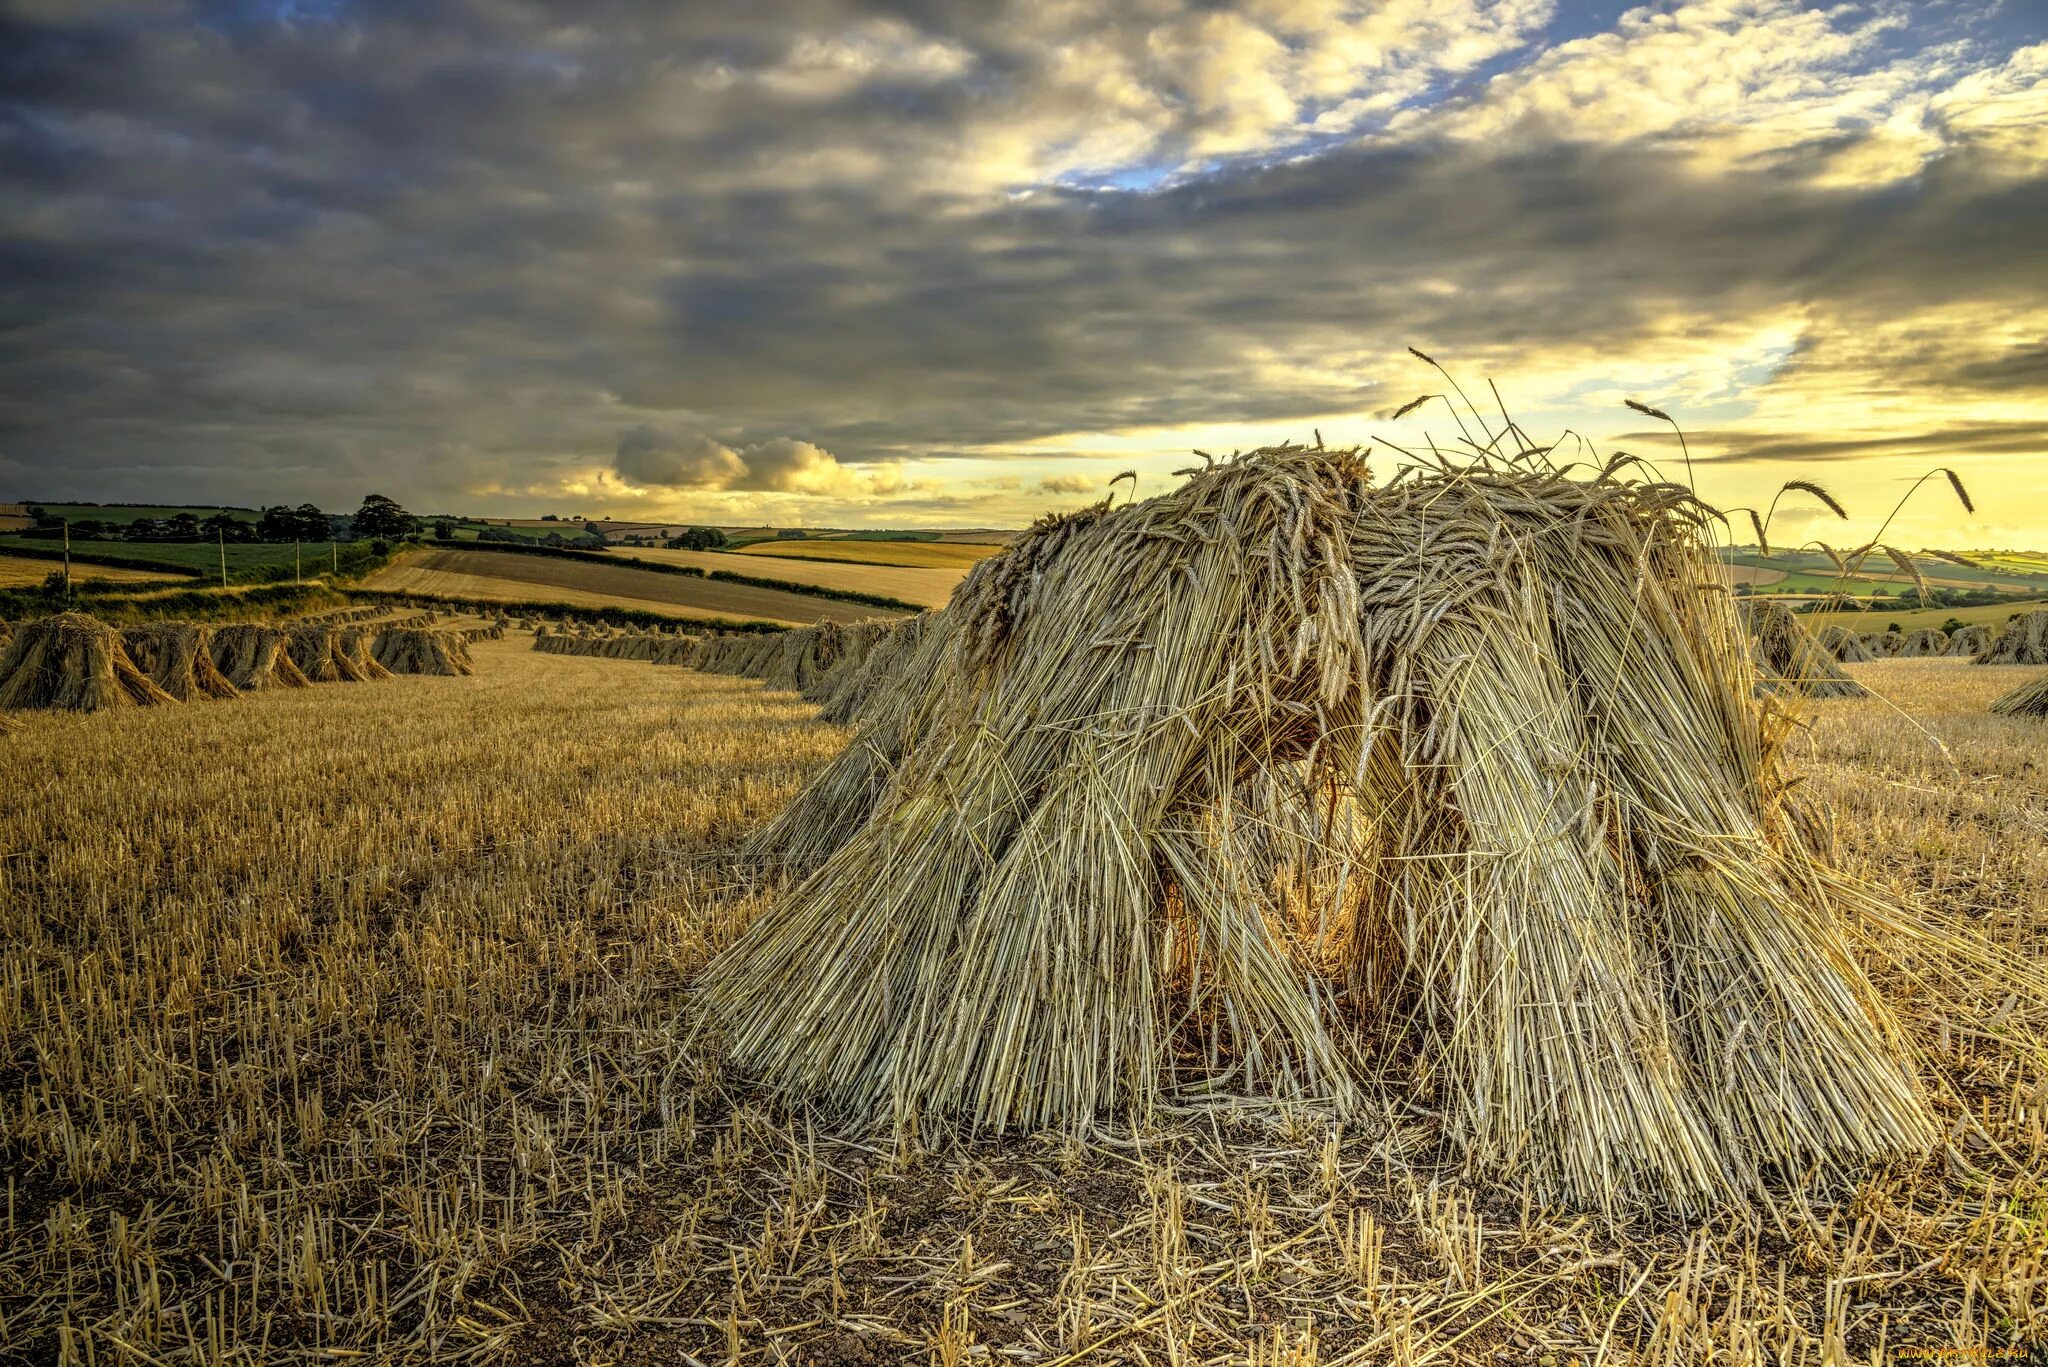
[
  {"left": 609, "top": 546, "right": 977, "bottom": 611},
  {"left": 1, "top": 642, "right": 2044, "bottom": 1364}
]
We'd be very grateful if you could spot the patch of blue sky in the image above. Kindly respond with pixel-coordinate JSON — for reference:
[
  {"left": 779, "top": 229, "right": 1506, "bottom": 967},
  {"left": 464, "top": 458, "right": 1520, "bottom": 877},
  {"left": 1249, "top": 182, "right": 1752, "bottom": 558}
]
[{"left": 1063, "top": 161, "right": 1186, "bottom": 194}]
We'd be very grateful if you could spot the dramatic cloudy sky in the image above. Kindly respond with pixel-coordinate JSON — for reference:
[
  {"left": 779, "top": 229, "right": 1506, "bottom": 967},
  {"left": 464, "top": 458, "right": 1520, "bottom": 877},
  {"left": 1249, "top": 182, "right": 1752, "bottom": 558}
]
[{"left": 2, "top": 0, "right": 2044, "bottom": 539}]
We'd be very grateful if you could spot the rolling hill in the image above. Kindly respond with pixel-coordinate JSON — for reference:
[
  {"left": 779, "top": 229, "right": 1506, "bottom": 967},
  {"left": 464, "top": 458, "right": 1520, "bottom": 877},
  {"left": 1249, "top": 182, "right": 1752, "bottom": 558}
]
[
  {"left": 609, "top": 544, "right": 974, "bottom": 610},
  {"left": 360, "top": 548, "right": 909, "bottom": 627}
]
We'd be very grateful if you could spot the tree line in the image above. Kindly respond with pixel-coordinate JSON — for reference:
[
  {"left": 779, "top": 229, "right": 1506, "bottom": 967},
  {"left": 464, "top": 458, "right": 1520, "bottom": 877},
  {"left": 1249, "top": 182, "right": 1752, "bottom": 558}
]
[
  {"left": 25, "top": 494, "right": 419, "bottom": 544},
  {"left": 25, "top": 494, "right": 735, "bottom": 556}
]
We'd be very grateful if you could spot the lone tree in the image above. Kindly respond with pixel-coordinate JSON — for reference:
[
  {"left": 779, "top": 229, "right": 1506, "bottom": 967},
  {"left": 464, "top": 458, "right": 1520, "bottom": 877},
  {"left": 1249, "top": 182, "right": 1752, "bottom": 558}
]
[{"left": 353, "top": 494, "right": 417, "bottom": 541}]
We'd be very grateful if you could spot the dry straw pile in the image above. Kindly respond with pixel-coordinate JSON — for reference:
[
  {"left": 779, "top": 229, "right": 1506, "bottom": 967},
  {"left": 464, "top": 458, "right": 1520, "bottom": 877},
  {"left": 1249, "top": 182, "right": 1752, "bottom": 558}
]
[
  {"left": 1895, "top": 627, "right": 1948, "bottom": 657},
  {"left": 650, "top": 636, "right": 700, "bottom": 665},
  {"left": 372, "top": 627, "right": 475, "bottom": 676},
  {"left": 700, "top": 444, "right": 1936, "bottom": 1212},
  {"left": 1946, "top": 624, "right": 1991, "bottom": 657},
  {"left": 1817, "top": 624, "right": 1875, "bottom": 662},
  {"left": 286, "top": 624, "right": 373, "bottom": 682},
  {"left": 0, "top": 612, "right": 175, "bottom": 712},
  {"left": 1742, "top": 600, "right": 1865, "bottom": 697},
  {"left": 532, "top": 626, "right": 669, "bottom": 660},
  {"left": 1863, "top": 630, "right": 1903, "bottom": 656},
  {"left": 816, "top": 614, "right": 933, "bottom": 722},
  {"left": 1982, "top": 672, "right": 2048, "bottom": 717},
  {"left": 687, "top": 632, "right": 784, "bottom": 676},
  {"left": 336, "top": 626, "right": 394, "bottom": 681},
  {"left": 209, "top": 624, "right": 311, "bottom": 690},
  {"left": 684, "top": 618, "right": 909, "bottom": 701},
  {"left": 1988, "top": 671, "right": 2048, "bottom": 718},
  {"left": 1979, "top": 610, "right": 2048, "bottom": 665},
  {"left": 122, "top": 622, "right": 239, "bottom": 701}
]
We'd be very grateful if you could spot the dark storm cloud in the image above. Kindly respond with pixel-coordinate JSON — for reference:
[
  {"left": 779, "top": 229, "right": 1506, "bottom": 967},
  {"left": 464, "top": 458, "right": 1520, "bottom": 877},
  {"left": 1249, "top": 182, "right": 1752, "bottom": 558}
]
[
  {"left": 614, "top": 425, "right": 851, "bottom": 493},
  {"left": 0, "top": 0, "right": 2043, "bottom": 513},
  {"left": 1631, "top": 421, "right": 2048, "bottom": 466}
]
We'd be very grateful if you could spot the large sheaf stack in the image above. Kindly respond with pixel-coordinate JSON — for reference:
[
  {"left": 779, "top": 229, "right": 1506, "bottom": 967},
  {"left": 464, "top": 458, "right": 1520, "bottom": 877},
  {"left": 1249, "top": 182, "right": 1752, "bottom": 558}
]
[
  {"left": 696, "top": 445, "right": 1935, "bottom": 1213},
  {"left": 0, "top": 613, "right": 175, "bottom": 712}
]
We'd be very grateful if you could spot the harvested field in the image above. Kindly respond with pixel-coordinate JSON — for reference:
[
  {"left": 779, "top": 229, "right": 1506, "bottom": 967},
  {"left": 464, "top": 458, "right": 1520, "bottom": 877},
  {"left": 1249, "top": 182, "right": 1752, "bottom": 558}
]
[
  {"left": 0, "top": 554, "right": 171, "bottom": 587},
  {"left": 612, "top": 544, "right": 971, "bottom": 609},
  {"left": 1808, "top": 596, "right": 2048, "bottom": 634},
  {"left": 1, "top": 639, "right": 2042, "bottom": 1362},
  {"left": 361, "top": 548, "right": 895, "bottom": 626},
  {"left": 729, "top": 538, "right": 1006, "bottom": 570}
]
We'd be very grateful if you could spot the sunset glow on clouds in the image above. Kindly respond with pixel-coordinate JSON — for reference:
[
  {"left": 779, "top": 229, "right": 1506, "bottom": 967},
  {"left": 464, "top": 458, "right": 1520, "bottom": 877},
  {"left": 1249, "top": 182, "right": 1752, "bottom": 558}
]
[{"left": 1, "top": 0, "right": 2043, "bottom": 543}]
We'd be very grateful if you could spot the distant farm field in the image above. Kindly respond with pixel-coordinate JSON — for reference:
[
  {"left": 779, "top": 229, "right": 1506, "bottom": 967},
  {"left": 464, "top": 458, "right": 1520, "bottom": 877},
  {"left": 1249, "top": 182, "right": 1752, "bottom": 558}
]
[
  {"left": 28, "top": 503, "right": 264, "bottom": 523},
  {"left": 360, "top": 547, "right": 906, "bottom": 626},
  {"left": 611, "top": 544, "right": 972, "bottom": 609},
  {"left": 1805, "top": 597, "right": 2048, "bottom": 633},
  {"left": 0, "top": 554, "right": 172, "bottom": 587},
  {"left": 0, "top": 536, "right": 366, "bottom": 582},
  {"left": 729, "top": 538, "right": 1005, "bottom": 570},
  {"left": 1723, "top": 563, "right": 1787, "bottom": 587}
]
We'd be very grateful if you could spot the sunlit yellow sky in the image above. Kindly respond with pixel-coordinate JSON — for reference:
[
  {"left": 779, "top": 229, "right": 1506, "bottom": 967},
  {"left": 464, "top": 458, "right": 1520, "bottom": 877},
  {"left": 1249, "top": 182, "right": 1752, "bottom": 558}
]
[{"left": 3, "top": 1, "right": 2044, "bottom": 546}]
